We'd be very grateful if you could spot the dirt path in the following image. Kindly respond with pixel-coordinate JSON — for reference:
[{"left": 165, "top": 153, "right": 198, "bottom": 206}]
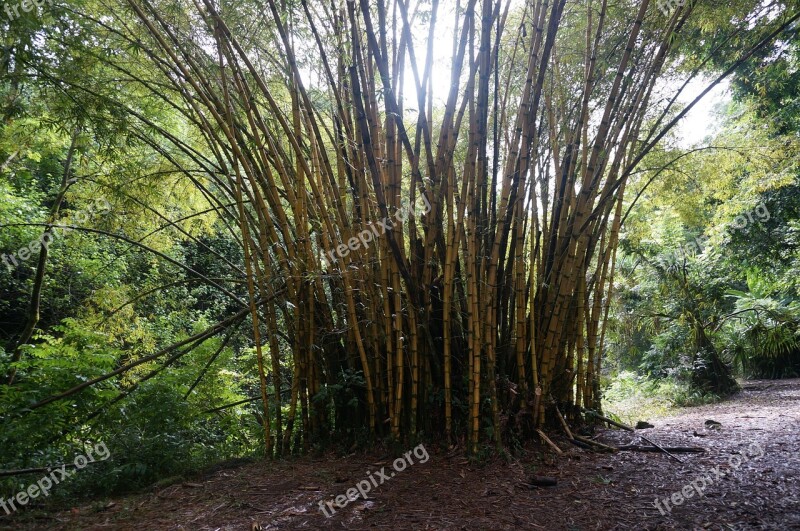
[{"left": 3, "top": 379, "right": 799, "bottom": 530}]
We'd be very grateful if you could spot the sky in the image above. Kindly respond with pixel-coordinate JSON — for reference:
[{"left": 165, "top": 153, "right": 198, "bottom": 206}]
[
  {"left": 396, "top": 1, "right": 731, "bottom": 150},
  {"left": 676, "top": 79, "right": 732, "bottom": 147}
]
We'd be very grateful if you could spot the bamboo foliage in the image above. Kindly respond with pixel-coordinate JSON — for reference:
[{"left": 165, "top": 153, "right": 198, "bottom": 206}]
[{"left": 98, "top": 0, "right": 800, "bottom": 453}]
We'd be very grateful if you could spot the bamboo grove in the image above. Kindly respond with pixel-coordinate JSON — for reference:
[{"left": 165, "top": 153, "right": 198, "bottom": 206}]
[{"left": 20, "top": 0, "right": 798, "bottom": 455}]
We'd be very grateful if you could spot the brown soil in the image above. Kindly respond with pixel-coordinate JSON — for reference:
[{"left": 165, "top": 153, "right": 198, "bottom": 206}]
[{"left": 2, "top": 379, "right": 799, "bottom": 530}]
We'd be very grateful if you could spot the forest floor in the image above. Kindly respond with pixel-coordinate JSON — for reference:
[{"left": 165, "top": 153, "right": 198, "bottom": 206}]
[{"left": 2, "top": 379, "right": 799, "bottom": 531}]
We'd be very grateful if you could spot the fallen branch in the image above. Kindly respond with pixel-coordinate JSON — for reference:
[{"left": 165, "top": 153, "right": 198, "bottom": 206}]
[
  {"left": 639, "top": 435, "right": 685, "bottom": 462},
  {"left": 537, "top": 429, "right": 563, "bottom": 454},
  {"left": 567, "top": 438, "right": 592, "bottom": 450},
  {"left": 589, "top": 409, "right": 683, "bottom": 461},
  {"left": 574, "top": 435, "right": 616, "bottom": 453},
  {"left": 584, "top": 410, "right": 635, "bottom": 432},
  {"left": 554, "top": 405, "right": 575, "bottom": 440}
]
